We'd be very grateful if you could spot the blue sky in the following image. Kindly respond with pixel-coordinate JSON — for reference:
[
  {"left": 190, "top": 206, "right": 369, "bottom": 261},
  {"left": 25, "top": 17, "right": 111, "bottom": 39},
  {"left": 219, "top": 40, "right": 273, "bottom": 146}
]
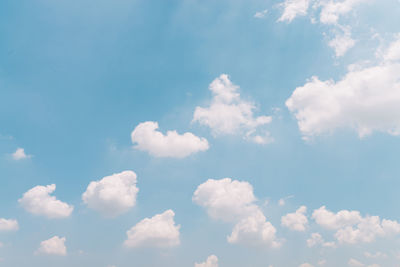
[{"left": 1, "top": 0, "right": 400, "bottom": 266}]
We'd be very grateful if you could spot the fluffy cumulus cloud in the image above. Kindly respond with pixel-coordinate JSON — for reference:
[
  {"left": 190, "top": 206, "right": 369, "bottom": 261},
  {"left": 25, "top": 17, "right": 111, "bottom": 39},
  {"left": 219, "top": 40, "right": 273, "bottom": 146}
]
[
  {"left": 277, "top": 0, "right": 369, "bottom": 57},
  {"left": 306, "top": 233, "right": 335, "bottom": 248},
  {"left": 193, "top": 178, "right": 281, "bottom": 247},
  {"left": 82, "top": 170, "right": 139, "bottom": 217},
  {"left": 12, "top": 148, "right": 31, "bottom": 160},
  {"left": 18, "top": 184, "right": 73, "bottom": 219},
  {"left": 278, "top": 0, "right": 310, "bottom": 22},
  {"left": 286, "top": 38, "right": 400, "bottom": 139},
  {"left": 193, "top": 74, "right": 273, "bottom": 144},
  {"left": 299, "top": 263, "right": 314, "bottom": 267},
  {"left": 312, "top": 206, "right": 400, "bottom": 244},
  {"left": 195, "top": 255, "right": 218, "bottom": 267},
  {"left": 281, "top": 206, "right": 308, "bottom": 231},
  {"left": 318, "top": 0, "right": 368, "bottom": 25},
  {"left": 124, "top": 210, "right": 180, "bottom": 248},
  {"left": 36, "top": 236, "right": 67, "bottom": 256},
  {"left": 131, "top": 121, "right": 209, "bottom": 158},
  {"left": 328, "top": 26, "right": 355, "bottom": 57},
  {"left": 0, "top": 218, "right": 19, "bottom": 231}
]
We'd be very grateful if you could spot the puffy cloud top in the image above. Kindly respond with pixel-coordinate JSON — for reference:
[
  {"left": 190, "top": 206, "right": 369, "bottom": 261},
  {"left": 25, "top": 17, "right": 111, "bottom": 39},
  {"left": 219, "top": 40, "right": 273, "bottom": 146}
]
[
  {"left": 12, "top": 148, "right": 31, "bottom": 160},
  {"left": 18, "top": 184, "right": 73, "bottom": 219},
  {"left": 36, "top": 236, "right": 67, "bottom": 256},
  {"left": 131, "top": 121, "right": 209, "bottom": 158},
  {"left": 278, "top": 0, "right": 310, "bottom": 22},
  {"left": 195, "top": 255, "right": 219, "bottom": 267},
  {"left": 193, "top": 74, "right": 273, "bottom": 144},
  {"left": 281, "top": 206, "right": 308, "bottom": 231},
  {"left": 286, "top": 38, "right": 400, "bottom": 139},
  {"left": 193, "top": 178, "right": 281, "bottom": 247},
  {"left": 82, "top": 170, "right": 139, "bottom": 217},
  {"left": 0, "top": 218, "right": 19, "bottom": 231},
  {"left": 124, "top": 210, "right": 180, "bottom": 248},
  {"left": 312, "top": 206, "right": 400, "bottom": 244}
]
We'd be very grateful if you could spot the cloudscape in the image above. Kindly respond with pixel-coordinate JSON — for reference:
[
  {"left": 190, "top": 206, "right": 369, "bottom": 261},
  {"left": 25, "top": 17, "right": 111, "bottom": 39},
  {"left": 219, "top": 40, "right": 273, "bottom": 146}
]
[{"left": 1, "top": 0, "right": 400, "bottom": 266}]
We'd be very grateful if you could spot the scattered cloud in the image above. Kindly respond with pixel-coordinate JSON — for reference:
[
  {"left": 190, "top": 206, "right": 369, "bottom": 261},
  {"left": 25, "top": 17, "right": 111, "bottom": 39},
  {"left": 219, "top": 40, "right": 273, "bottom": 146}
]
[
  {"left": 306, "top": 233, "right": 336, "bottom": 248},
  {"left": 124, "top": 210, "right": 180, "bottom": 248},
  {"left": 299, "top": 263, "right": 314, "bottom": 267},
  {"left": 193, "top": 178, "right": 281, "bottom": 247},
  {"left": 82, "top": 170, "right": 139, "bottom": 217},
  {"left": 195, "top": 255, "right": 218, "bottom": 267},
  {"left": 328, "top": 26, "right": 356, "bottom": 57},
  {"left": 0, "top": 218, "right": 18, "bottom": 231},
  {"left": 348, "top": 258, "right": 365, "bottom": 267},
  {"left": 12, "top": 148, "right": 31, "bottom": 160},
  {"left": 193, "top": 74, "right": 273, "bottom": 144},
  {"left": 254, "top": 9, "right": 268, "bottom": 19},
  {"left": 312, "top": 206, "right": 400, "bottom": 244},
  {"left": 131, "top": 121, "right": 209, "bottom": 158},
  {"left": 286, "top": 38, "right": 400, "bottom": 139},
  {"left": 278, "top": 0, "right": 310, "bottom": 22},
  {"left": 36, "top": 236, "right": 67, "bottom": 256},
  {"left": 281, "top": 206, "right": 308, "bottom": 231},
  {"left": 19, "top": 184, "right": 73, "bottom": 219}
]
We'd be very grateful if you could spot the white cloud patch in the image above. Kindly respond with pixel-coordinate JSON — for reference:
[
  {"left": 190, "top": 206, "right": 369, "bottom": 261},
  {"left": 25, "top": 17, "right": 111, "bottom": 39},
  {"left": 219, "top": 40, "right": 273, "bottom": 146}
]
[
  {"left": 82, "top": 170, "right": 139, "bottom": 217},
  {"left": 312, "top": 206, "right": 400, "bottom": 244},
  {"left": 124, "top": 210, "right": 180, "bottom": 248},
  {"left": 254, "top": 9, "right": 268, "bottom": 19},
  {"left": 364, "top": 252, "right": 387, "bottom": 259},
  {"left": 286, "top": 38, "right": 400, "bottom": 139},
  {"left": 193, "top": 74, "right": 273, "bottom": 144},
  {"left": 281, "top": 206, "right": 308, "bottom": 231},
  {"left": 299, "top": 263, "right": 314, "bottom": 267},
  {"left": 306, "top": 233, "right": 336, "bottom": 248},
  {"left": 278, "top": 0, "right": 310, "bottom": 22},
  {"left": 348, "top": 258, "right": 365, "bottom": 267},
  {"left": 328, "top": 27, "right": 356, "bottom": 57},
  {"left": 318, "top": 0, "right": 368, "bottom": 25},
  {"left": 193, "top": 178, "right": 281, "bottom": 247},
  {"left": 195, "top": 255, "right": 218, "bottom": 267},
  {"left": 131, "top": 121, "right": 209, "bottom": 158},
  {"left": 12, "top": 148, "right": 31, "bottom": 160},
  {"left": 0, "top": 218, "right": 19, "bottom": 231},
  {"left": 19, "top": 184, "right": 73, "bottom": 219},
  {"left": 36, "top": 236, "right": 67, "bottom": 256}
]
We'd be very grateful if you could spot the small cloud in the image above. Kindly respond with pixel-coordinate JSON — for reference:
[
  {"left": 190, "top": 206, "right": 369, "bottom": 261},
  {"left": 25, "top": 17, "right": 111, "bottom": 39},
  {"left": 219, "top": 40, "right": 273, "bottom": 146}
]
[
  {"left": 254, "top": 9, "right": 268, "bottom": 19},
  {"left": 12, "top": 148, "right": 31, "bottom": 160},
  {"left": 36, "top": 236, "right": 67, "bottom": 256}
]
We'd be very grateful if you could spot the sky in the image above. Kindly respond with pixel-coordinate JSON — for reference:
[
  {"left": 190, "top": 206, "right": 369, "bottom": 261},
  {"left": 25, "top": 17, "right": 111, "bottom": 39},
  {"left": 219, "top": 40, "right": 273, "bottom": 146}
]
[{"left": 1, "top": 0, "right": 400, "bottom": 266}]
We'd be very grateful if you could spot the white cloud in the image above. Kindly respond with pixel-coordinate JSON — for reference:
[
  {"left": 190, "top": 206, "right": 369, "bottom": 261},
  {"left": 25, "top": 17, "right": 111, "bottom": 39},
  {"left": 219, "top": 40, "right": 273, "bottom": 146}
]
[
  {"left": 131, "top": 121, "right": 209, "bottom": 158},
  {"left": 306, "top": 233, "right": 336, "bottom": 248},
  {"left": 286, "top": 38, "right": 400, "bottom": 139},
  {"left": 195, "top": 255, "right": 218, "bottom": 267},
  {"left": 312, "top": 206, "right": 362, "bottom": 230},
  {"left": 312, "top": 206, "right": 400, "bottom": 244},
  {"left": 36, "top": 236, "right": 67, "bottom": 256},
  {"left": 193, "top": 74, "right": 273, "bottom": 144},
  {"left": 254, "top": 9, "right": 268, "bottom": 19},
  {"left": 299, "top": 263, "right": 314, "bottom": 267},
  {"left": 328, "top": 27, "right": 356, "bottom": 57},
  {"left": 0, "top": 218, "right": 19, "bottom": 231},
  {"left": 82, "top": 170, "right": 139, "bottom": 217},
  {"left": 348, "top": 258, "right": 364, "bottom": 267},
  {"left": 319, "top": 0, "right": 368, "bottom": 25},
  {"left": 281, "top": 206, "right": 308, "bottom": 231},
  {"left": 193, "top": 178, "right": 258, "bottom": 222},
  {"left": 227, "top": 210, "right": 281, "bottom": 248},
  {"left": 193, "top": 178, "right": 280, "bottom": 247},
  {"left": 12, "top": 148, "right": 31, "bottom": 160},
  {"left": 278, "top": 0, "right": 310, "bottom": 22},
  {"left": 19, "top": 184, "right": 73, "bottom": 219},
  {"left": 124, "top": 210, "right": 180, "bottom": 248}
]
